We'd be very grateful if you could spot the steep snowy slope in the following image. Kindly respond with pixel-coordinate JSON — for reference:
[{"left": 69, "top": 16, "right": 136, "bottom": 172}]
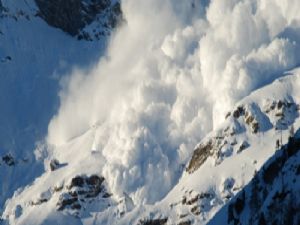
[
  {"left": 113, "top": 70, "right": 300, "bottom": 225},
  {"left": 0, "top": 0, "right": 121, "bottom": 214},
  {"left": 2, "top": 69, "right": 300, "bottom": 225},
  {"left": 209, "top": 130, "right": 300, "bottom": 225}
]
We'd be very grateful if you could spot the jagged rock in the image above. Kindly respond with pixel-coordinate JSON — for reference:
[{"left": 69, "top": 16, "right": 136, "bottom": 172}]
[
  {"left": 264, "top": 99, "right": 299, "bottom": 130},
  {"left": 191, "top": 205, "right": 200, "bottom": 215},
  {"left": 50, "top": 159, "right": 60, "bottom": 171},
  {"left": 35, "top": 0, "right": 122, "bottom": 37},
  {"left": 2, "top": 154, "right": 15, "bottom": 166},
  {"left": 57, "top": 174, "right": 109, "bottom": 213},
  {"left": 225, "top": 112, "right": 231, "bottom": 119},
  {"left": 138, "top": 218, "right": 168, "bottom": 225},
  {"left": 186, "top": 141, "right": 214, "bottom": 173},
  {"left": 69, "top": 176, "right": 85, "bottom": 188},
  {"left": 232, "top": 106, "right": 245, "bottom": 119},
  {"left": 86, "top": 175, "right": 104, "bottom": 186},
  {"left": 180, "top": 190, "right": 217, "bottom": 217},
  {"left": 57, "top": 193, "right": 78, "bottom": 211},
  {"left": 237, "top": 140, "right": 249, "bottom": 153},
  {"left": 231, "top": 103, "right": 274, "bottom": 134}
]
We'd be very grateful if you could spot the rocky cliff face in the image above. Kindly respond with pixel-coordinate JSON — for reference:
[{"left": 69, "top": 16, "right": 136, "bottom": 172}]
[
  {"left": 224, "top": 133, "right": 300, "bottom": 225},
  {"left": 35, "top": 0, "right": 122, "bottom": 38}
]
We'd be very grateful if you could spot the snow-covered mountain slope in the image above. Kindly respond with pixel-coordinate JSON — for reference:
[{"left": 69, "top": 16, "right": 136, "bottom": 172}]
[
  {"left": 209, "top": 130, "right": 300, "bottom": 225},
  {"left": 112, "top": 70, "right": 300, "bottom": 225},
  {"left": 0, "top": 0, "right": 121, "bottom": 214},
  {"left": 2, "top": 69, "right": 300, "bottom": 225}
]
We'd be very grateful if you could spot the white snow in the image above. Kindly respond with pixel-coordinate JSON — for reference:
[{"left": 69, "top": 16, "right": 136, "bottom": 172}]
[{"left": 0, "top": 0, "right": 110, "bottom": 214}]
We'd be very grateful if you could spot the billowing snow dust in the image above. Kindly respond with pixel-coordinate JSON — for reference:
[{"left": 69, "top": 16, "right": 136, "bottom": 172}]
[{"left": 47, "top": 0, "right": 300, "bottom": 204}]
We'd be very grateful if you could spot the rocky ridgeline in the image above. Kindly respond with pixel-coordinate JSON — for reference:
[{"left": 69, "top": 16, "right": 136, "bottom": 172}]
[
  {"left": 0, "top": 0, "right": 122, "bottom": 41},
  {"left": 136, "top": 100, "right": 299, "bottom": 225},
  {"left": 263, "top": 99, "right": 299, "bottom": 130},
  {"left": 164, "top": 99, "right": 299, "bottom": 224},
  {"left": 56, "top": 175, "right": 111, "bottom": 214},
  {"left": 27, "top": 174, "right": 112, "bottom": 217},
  {"left": 187, "top": 99, "right": 299, "bottom": 174},
  {"left": 35, "top": 0, "right": 122, "bottom": 40},
  {"left": 162, "top": 177, "right": 243, "bottom": 225}
]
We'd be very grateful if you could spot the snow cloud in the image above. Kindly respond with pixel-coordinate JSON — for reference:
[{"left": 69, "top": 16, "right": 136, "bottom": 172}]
[{"left": 47, "top": 0, "right": 300, "bottom": 204}]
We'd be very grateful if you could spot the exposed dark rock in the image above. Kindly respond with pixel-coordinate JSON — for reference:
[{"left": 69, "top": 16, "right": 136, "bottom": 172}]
[
  {"left": 138, "top": 218, "right": 168, "bottom": 225},
  {"left": 232, "top": 106, "right": 245, "bottom": 119},
  {"left": 50, "top": 159, "right": 60, "bottom": 171},
  {"left": 191, "top": 205, "right": 201, "bottom": 215},
  {"left": 102, "top": 192, "right": 112, "bottom": 198},
  {"left": 69, "top": 176, "right": 85, "bottom": 188},
  {"left": 57, "top": 174, "right": 110, "bottom": 213},
  {"left": 185, "top": 195, "right": 199, "bottom": 205},
  {"left": 71, "top": 203, "right": 81, "bottom": 210},
  {"left": 225, "top": 112, "right": 231, "bottom": 119},
  {"left": 86, "top": 175, "right": 104, "bottom": 186},
  {"left": 264, "top": 100, "right": 299, "bottom": 130},
  {"left": 179, "top": 214, "right": 188, "bottom": 219},
  {"left": 186, "top": 141, "right": 214, "bottom": 173},
  {"left": 34, "top": 0, "right": 122, "bottom": 37},
  {"left": 2, "top": 154, "right": 15, "bottom": 166},
  {"left": 57, "top": 196, "right": 78, "bottom": 211},
  {"left": 237, "top": 141, "right": 249, "bottom": 154}
]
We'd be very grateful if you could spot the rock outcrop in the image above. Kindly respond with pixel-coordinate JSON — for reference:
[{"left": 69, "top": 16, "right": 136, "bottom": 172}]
[
  {"left": 56, "top": 175, "right": 110, "bottom": 214},
  {"left": 187, "top": 99, "right": 299, "bottom": 174},
  {"left": 138, "top": 218, "right": 168, "bottom": 225},
  {"left": 35, "top": 0, "right": 122, "bottom": 38}
]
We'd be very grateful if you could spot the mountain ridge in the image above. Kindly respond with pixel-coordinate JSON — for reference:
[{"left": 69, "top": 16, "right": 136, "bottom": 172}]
[{"left": 2, "top": 70, "right": 300, "bottom": 225}]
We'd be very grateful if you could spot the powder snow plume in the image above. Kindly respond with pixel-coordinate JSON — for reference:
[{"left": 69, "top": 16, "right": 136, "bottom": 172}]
[{"left": 47, "top": 0, "right": 300, "bottom": 204}]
